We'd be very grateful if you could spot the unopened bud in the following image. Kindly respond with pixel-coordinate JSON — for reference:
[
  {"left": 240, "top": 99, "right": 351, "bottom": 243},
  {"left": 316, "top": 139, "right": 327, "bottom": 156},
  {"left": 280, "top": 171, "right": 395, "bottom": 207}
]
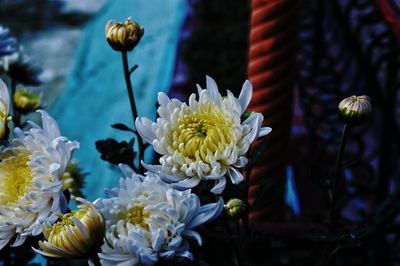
[
  {"left": 13, "top": 87, "right": 40, "bottom": 114},
  {"left": 33, "top": 198, "right": 105, "bottom": 258},
  {"left": 338, "top": 95, "right": 372, "bottom": 126},
  {"left": 105, "top": 17, "right": 144, "bottom": 52},
  {"left": 225, "top": 198, "right": 246, "bottom": 218}
]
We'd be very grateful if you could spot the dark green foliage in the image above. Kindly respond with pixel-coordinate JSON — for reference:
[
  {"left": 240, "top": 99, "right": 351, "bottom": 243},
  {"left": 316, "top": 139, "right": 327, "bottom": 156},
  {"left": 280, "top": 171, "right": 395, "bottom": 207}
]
[
  {"left": 7, "top": 60, "right": 42, "bottom": 86},
  {"left": 95, "top": 138, "right": 135, "bottom": 166},
  {"left": 111, "top": 123, "right": 135, "bottom": 133}
]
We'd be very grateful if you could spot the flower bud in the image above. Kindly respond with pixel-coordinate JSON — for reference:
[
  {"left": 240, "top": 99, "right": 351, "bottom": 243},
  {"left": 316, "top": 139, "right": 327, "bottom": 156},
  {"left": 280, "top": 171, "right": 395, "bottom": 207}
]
[
  {"left": 33, "top": 198, "right": 105, "bottom": 258},
  {"left": 61, "top": 161, "right": 85, "bottom": 198},
  {"left": 105, "top": 17, "right": 144, "bottom": 52},
  {"left": 338, "top": 95, "right": 372, "bottom": 126},
  {"left": 225, "top": 198, "right": 246, "bottom": 218},
  {"left": 13, "top": 87, "right": 40, "bottom": 114}
]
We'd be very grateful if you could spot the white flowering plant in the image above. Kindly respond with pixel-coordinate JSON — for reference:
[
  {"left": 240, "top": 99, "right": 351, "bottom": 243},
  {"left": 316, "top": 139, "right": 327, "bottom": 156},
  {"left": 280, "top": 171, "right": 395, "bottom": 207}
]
[{"left": 0, "top": 18, "right": 272, "bottom": 266}]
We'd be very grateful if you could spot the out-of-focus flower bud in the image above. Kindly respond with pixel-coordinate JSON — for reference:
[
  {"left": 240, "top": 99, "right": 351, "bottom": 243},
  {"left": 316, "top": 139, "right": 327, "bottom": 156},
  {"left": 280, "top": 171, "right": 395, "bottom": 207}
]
[
  {"left": 0, "top": 25, "right": 16, "bottom": 68},
  {"left": 225, "top": 198, "right": 246, "bottom": 218},
  {"left": 13, "top": 87, "right": 40, "bottom": 114},
  {"left": 338, "top": 95, "right": 372, "bottom": 126},
  {"left": 61, "top": 161, "right": 85, "bottom": 198},
  {"left": 33, "top": 198, "right": 105, "bottom": 258},
  {"left": 105, "top": 17, "right": 144, "bottom": 52},
  {"left": 7, "top": 59, "right": 42, "bottom": 86}
]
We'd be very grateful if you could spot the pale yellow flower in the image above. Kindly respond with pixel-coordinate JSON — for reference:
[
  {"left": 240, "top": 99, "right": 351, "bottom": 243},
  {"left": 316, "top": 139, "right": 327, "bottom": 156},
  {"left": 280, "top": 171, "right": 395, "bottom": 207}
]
[{"left": 33, "top": 198, "right": 105, "bottom": 258}]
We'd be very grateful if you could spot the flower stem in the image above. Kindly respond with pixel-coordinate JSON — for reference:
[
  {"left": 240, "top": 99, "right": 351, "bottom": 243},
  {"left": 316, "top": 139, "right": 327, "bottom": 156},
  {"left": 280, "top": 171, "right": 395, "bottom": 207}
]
[
  {"left": 329, "top": 123, "right": 349, "bottom": 222},
  {"left": 222, "top": 212, "right": 244, "bottom": 266},
  {"left": 120, "top": 51, "right": 144, "bottom": 174},
  {"left": 88, "top": 249, "right": 101, "bottom": 266},
  {"left": 321, "top": 123, "right": 349, "bottom": 266}
]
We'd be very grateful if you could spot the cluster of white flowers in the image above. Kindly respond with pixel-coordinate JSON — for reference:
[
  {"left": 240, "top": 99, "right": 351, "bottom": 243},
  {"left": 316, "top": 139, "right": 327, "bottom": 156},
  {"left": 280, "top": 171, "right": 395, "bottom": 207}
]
[
  {"left": 93, "top": 76, "right": 269, "bottom": 265},
  {"left": 0, "top": 75, "right": 269, "bottom": 266}
]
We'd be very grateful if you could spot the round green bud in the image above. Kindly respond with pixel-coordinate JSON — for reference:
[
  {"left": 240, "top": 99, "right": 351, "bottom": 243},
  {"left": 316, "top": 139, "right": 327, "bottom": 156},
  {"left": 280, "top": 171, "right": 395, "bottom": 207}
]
[
  {"left": 338, "top": 95, "right": 372, "bottom": 126},
  {"left": 225, "top": 198, "right": 246, "bottom": 219}
]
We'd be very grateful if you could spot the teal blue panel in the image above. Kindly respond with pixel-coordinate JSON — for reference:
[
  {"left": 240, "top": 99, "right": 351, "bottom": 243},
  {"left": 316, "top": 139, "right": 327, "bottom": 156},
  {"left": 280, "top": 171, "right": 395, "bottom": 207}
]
[{"left": 52, "top": 0, "right": 187, "bottom": 201}]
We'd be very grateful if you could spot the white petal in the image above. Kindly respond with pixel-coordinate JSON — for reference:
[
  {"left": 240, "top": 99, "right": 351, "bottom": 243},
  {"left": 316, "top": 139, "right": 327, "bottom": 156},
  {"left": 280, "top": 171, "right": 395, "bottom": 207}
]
[
  {"left": 171, "top": 177, "right": 201, "bottom": 190},
  {"left": 227, "top": 167, "right": 244, "bottom": 184},
  {"left": 187, "top": 198, "right": 224, "bottom": 229},
  {"left": 196, "top": 84, "right": 203, "bottom": 95},
  {"left": 258, "top": 127, "right": 272, "bottom": 138},
  {"left": 205, "top": 75, "right": 222, "bottom": 106},
  {"left": 242, "top": 112, "right": 263, "bottom": 143},
  {"left": 152, "top": 229, "right": 164, "bottom": 251},
  {"left": 233, "top": 156, "right": 248, "bottom": 168},
  {"left": 238, "top": 80, "right": 253, "bottom": 114},
  {"left": 182, "top": 230, "right": 202, "bottom": 246},
  {"left": 119, "top": 163, "right": 135, "bottom": 178},
  {"left": 158, "top": 92, "right": 171, "bottom": 106},
  {"left": 142, "top": 161, "right": 162, "bottom": 172},
  {"left": 159, "top": 171, "right": 184, "bottom": 183},
  {"left": 176, "top": 251, "right": 193, "bottom": 260},
  {"left": 210, "top": 176, "right": 226, "bottom": 194},
  {"left": 135, "top": 117, "right": 156, "bottom": 143},
  {"left": 37, "top": 110, "right": 61, "bottom": 139},
  {"left": 0, "top": 78, "right": 10, "bottom": 113},
  {"left": 10, "top": 234, "right": 26, "bottom": 247}
]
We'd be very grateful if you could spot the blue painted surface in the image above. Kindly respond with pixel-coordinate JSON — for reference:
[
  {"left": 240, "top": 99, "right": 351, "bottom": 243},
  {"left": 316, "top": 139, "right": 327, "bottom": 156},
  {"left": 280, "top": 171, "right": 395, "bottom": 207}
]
[{"left": 52, "top": 0, "right": 187, "bottom": 203}]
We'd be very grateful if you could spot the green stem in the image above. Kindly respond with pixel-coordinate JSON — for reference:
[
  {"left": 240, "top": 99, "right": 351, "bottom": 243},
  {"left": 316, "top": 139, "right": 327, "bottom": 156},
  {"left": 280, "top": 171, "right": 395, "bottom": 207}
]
[
  {"left": 88, "top": 249, "right": 101, "bottom": 266},
  {"left": 222, "top": 211, "right": 243, "bottom": 266},
  {"left": 321, "top": 123, "right": 349, "bottom": 266},
  {"left": 121, "top": 51, "right": 144, "bottom": 174},
  {"left": 243, "top": 164, "right": 252, "bottom": 235},
  {"left": 328, "top": 123, "right": 349, "bottom": 222}
]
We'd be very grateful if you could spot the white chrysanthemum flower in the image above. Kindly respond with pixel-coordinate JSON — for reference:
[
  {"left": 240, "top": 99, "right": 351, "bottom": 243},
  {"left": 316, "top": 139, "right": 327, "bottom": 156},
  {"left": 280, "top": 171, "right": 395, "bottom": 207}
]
[
  {"left": 0, "top": 78, "right": 10, "bottom": 139},
  {"left": 136, "top": 76, "right": 271, "bottom": 194},
  {"left": 96, "top": 164, "right": 224, "bottom": 266},
  {"left": 0, "top": 110, "right": 79, "bottom": 249}
]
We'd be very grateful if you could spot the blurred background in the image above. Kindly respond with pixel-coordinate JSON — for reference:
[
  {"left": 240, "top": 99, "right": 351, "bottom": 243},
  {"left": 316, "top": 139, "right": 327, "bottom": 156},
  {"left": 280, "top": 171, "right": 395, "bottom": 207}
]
[{"left": 1, "top": 0, "right": 400, "bottom": 265}]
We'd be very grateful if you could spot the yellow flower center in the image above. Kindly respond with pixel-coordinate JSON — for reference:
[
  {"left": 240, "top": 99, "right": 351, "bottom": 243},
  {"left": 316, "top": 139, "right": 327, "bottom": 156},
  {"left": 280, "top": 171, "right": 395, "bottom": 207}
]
[
  {"left": 118, "top": 206, "right": 150, "bottom": 230},
  {"left": 47, "top": 209, "right": 86, "bottom": 240},
  {"left": 42, "top": 209, "right": 86, "bottom": 253},
  {"left": 0, "top": 149, "right": 32, "bottom": 204},
  {"left": 171, "top": 103, "right": 233, "bottom": 161}
]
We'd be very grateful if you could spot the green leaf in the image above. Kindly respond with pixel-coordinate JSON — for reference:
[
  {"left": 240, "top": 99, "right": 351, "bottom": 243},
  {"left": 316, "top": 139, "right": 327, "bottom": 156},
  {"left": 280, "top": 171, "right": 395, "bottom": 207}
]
[
  {"left": 95, "top": 138, "right": 136, "bottom": 167},
  {"left": 111, "top": 123, "right": 135, "bottom": 132}
]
